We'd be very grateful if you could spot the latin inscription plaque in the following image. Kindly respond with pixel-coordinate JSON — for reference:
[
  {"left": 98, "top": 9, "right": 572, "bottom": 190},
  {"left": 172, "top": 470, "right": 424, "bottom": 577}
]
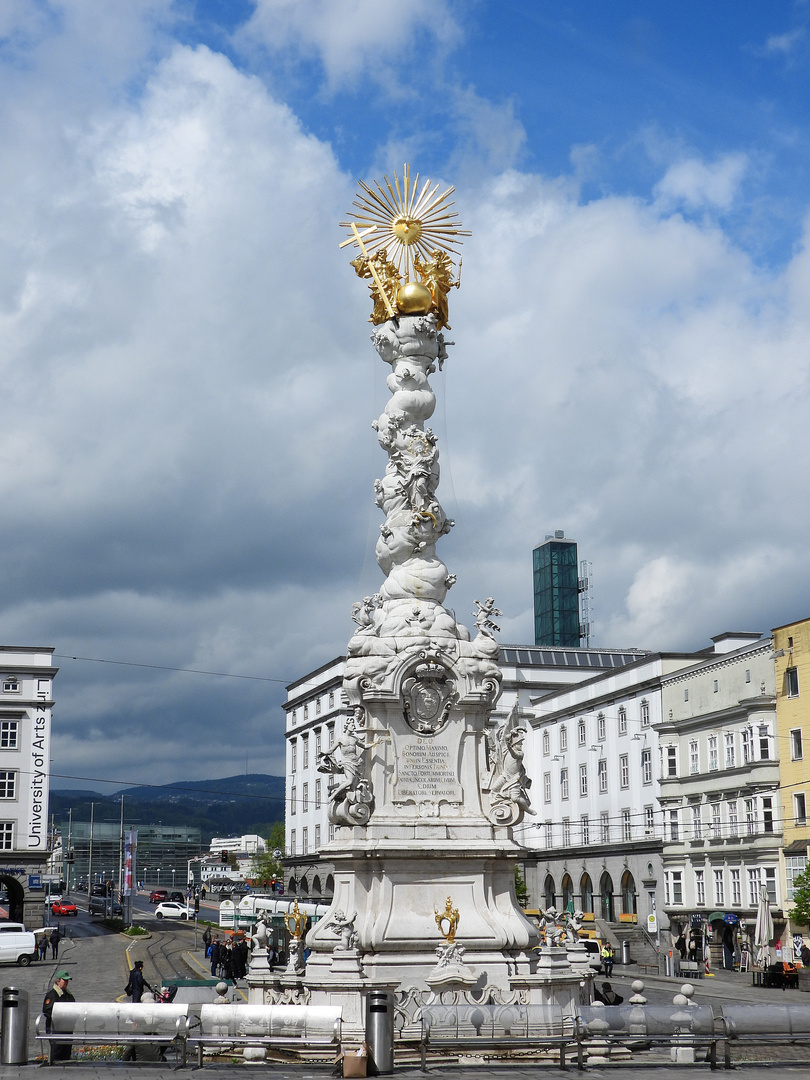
[{"left": 392, "top": 736, "right": 462, "bottom": 805}]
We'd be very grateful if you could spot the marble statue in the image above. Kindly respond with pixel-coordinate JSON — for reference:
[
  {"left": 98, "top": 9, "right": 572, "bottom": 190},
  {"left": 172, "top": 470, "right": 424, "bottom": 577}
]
[
  {"left": 328, "top": 909, "right": 358, "bottom": 952},
  {"left": 317, "top": 709, "right": 374, "bottom": 826},
  {"left": 487, "top": 701, "right": 535, "bottom": 825}
]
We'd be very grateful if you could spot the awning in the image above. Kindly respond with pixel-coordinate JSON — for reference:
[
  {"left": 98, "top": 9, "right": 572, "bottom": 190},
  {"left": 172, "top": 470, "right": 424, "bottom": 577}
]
[{"left": 707, "top": 911, "right": 725, "bottom": 922}]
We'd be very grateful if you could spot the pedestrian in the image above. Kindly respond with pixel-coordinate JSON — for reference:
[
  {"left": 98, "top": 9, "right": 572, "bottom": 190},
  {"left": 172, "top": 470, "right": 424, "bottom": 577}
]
[
  {"left": 38, "top": 932, "right": 49, "bottom": 961},
  {"left": 595, "top": 981, "right": 623, "bottom": 1005},
  {"left": 600, "top": 942, "right": 614, "bottom": 977},
  {"left": 42, "top": 970, "right": 75, "bottom": 1062},
  {"left": 125, "top": 960, "right": 154, "bottom": 1003},
  {"left": 50, "top": 925, "right": 61, "bottom": 959},
  {"left": 202, "top": 926, "right": 212, "bottom": 950},
  {"left": 675, "top": 932, "right": 687, "bottom": 960},
  {"left": 802, "top": 942, "right": 810, "bottom": 967},
  {"left": 210, "top": 937, "right": 220, "bottom": 977}
]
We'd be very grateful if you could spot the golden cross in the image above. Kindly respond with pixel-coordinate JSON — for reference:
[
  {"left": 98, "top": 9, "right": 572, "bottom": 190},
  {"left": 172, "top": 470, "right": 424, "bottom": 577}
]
[{"left": 339, "top": 222, "right": 397, "bottom": 320}]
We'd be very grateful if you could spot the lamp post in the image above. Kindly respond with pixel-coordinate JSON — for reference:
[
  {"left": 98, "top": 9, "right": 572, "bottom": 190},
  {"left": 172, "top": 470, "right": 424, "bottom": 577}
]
[
  {"left": 172, "top": 869, "right": 176, "bottom": 888},
  {"left": 157, "top": 868, "right": 161, "bottom": 888}
]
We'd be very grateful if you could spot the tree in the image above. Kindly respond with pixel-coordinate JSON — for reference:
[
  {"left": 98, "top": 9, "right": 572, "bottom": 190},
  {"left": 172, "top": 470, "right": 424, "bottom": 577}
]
[
  {"left": 249, "top": 823, "right": 285, "bottom": 890},
  {"left": 514, "top": 864, "right": 529, "bottom": 908},
  {"left": 791, "top": 865, "right": 810, "bottom": 925}
]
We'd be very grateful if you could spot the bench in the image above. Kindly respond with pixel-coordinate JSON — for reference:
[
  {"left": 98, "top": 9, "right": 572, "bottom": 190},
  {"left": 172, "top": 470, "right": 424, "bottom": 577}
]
[
  {"left": 720, "top": 1003, "right": 810, "bottom": 1069},
  {"left": 677, "top": 960, "right": 704, "bottom": 979},
  {"left": 36, "top": 1002, "right": 190, "bottom": 1064},
  {"left": 636, "top": 962, "right": 661, "bottom": 976},
  {"left": 576, "top": 1004, "right": 718, "bottom": 1069},
  {"left": 419, "top": 1003, "right": 574, "bottom": 1070},
  {"left": 186, "top": 1003, "right": 342, "bottom": 1067}
]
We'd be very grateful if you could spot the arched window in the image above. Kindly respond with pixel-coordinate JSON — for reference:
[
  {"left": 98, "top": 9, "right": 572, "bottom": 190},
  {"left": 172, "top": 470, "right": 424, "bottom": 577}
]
[
  {"left": 288, "top": 877, "right": 297, "bottom": 895},
  {"left": 561, "top": 874, "right": 574, "bottom": 911},
  {"left": 299, "top": 876, "right": 309, "bottom": 896},
  {"left": 312, "top": 875, "right": 322, "bottom": 897},
  {"left": 325, "top": 875, "right": 335, "bottom": 896},
  {"left": 544, "top": 874, "right": 556, "bottom": 909},
  {"left": 600, "top": 871, "right": 615, "bottom": 922},
  {"left": 621, "top": 869, "right": 637, "bottom": 916},
  {"left": 580, "top": 873, "right": 593, "bottom": 915}
]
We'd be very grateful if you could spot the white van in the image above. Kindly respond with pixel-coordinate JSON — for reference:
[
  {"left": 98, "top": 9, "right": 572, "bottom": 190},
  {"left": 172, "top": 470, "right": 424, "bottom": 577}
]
[{"left": 0, "top": 922, "right": 37, "bottom": 966}]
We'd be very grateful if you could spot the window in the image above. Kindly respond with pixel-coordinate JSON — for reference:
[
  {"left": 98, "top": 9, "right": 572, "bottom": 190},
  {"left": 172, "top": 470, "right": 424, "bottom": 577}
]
[
  {"left": 786, "top": 667, "right": 800, "bottom": 698},
  {"left": 315, "top": 778, "right": 322, "bottom": 809},
  {"left": 291, "top": 741, "right": 297, "bottom": 772},
  {"left": 544, "top": 772, "right": 552, "bottom": 803},
  {"left": 714, "top": 869, "right": 725, "bottom": 906},
  {"left": 544, "top": 821, "right": 553, "bottom": 847},
  {"left": 302, "top": 736, "right": 309, "bottom": 769},
  {"left": 641, "top": 700, "right": 650, "bottom": 727},
  {"left": 600, "top": 811, "right": 610, "bottom": 843},
  {"left": 692, "top": 804, "right": 702, "bottom": 839},
  {"left": 314, "top": 824, "right": 321, "bottom": 849},
  {"left": 708, "top": 735, "right": 718, "bottom": 771},
  {"left": 578, "top": 719, "right": 586, "bottom": 745},
  {"left": 0, "top": 720, "right": 19, "bottom": 749},
  {"left": 579, "top": 764, "right": 588, "bottom": 796},
  {"left": 795, "top": 792, "right": 807, "bottom": 826},
  {"left": 619, "top": 754, "right": 629, "bottom": 789},
  {"left": 742, "top": 728, "right": 753, "bottom": 765},
  {"left": 695, "top": 870, "right": 705, "bottom": 906},
  {"left": 690, "top": 740, "right": 699, "bottom": 774},
  {"left": 302, "top": 827, "right": 308, "bottom": 855},
  {"left": 0, "top": 820, "right": 12, "bottom": 850},
  {"left": 315, "top": 696, "right": 322, "bottom": 714},
  {"left": 759, "top": 731, "right": 770, "bottom": 760},
  {"left": 562, "top": 818, "right": 571, "bottom": 846},
  {"left": 714, "top": 679, "right": 719, "bottom": 693},
  {"left": 747, "top": 868, "right": 761, "bottom": 907},
  {"left": 0, "top": 772, "right": 15, "bottom": 799},
  {"left": 684, "top": 688, "right": 689, "bottom": 701},
  {"left": 581, "top": 815, "right": 590, "bottom": 845},
  {"left": 2, "top": 678, "right": 19, "bottom": 693},
  {"left": 329, "top": 824, "right": 336, "bottom": 842},
  {"left": 710, "top": 802, "right": 721, "bottom": 839},
  {"left": 789, "top": 636, "right": 794, "bottom": 649},
  {"left": 669, "top": 809, "right": 679, "bottom": 841},
  {"left": 731, "top": 868, "right": 741, "bottom": 906},
  {"left": 598, "top": 759, "right": 608, "bottom": 793},
  {"left": 561, "top": 768, "right": 569, "bottom": 800},
  {"left": 289, "top": 829, "right": 296, "bottom": 857},
  {"left": 560, "top": 725, "right": 568, "bottom": 751},
  {"left": 315, "top": 729, "right": 322, "bottom": 756},
  {"left": 667, "top": 746, "right": 677, "bottom": 777},
  {"left": 543, "top": 730, "right": 550, "bottom": 755},
  {"left": 745, "top": 798, "right": 756, "bottom": 836},
  {"left": 618, "top": 707, "right": 627, "bottom": 735},
  {"left": 765, "top": 867, "right": 777, "bottom": 905},
  {"left": 642, "top": 748, "right": 652, "bottom": 784},
  {"left": 671, "top": 871, "right": 683, "bottom": 906},
  {"left": 302, "top": 783, "right": 308, "bottom": 813},
  {"left": 787, "top": 856, "right": 808, "bottom": 901},
  {"left": 303, "top": 703, "right": 309, "bottom": 720},
  {"left": 597, "top": 713, "right": 606, "bottom": 740},
  {"left": 727, "top": 800, "right": 738, "bottom": 836},
  {"left": 290, "top": 786, "right": 297, "bottom": 815},
  {"left": 328, "top": 690, "right": 335, "bottom": 708},
  {"left": 290, "top": 708, "right": 297, "bottom": 727},
  {"left": 745, "top": 669, "right": 751, "bottom": 683},
  {"left": 725, "top": 732, "right": 735, "bottom": 768},
  {"left": 644, "top": 805, "right": 655, "bottom": 836},
  {"left": 622, "top": 809, "right": 631, "bottom": 842},
  {"left": 791, "top": 729, "right": 803, "bottom": 761},
  {"left": 763, "top": 796, "right": 774, "bottom": 834}
]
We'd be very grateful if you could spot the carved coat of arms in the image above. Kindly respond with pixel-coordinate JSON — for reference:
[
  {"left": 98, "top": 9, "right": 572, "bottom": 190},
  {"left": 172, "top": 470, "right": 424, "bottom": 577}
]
[{"left": 402, "top": 657, "right": 456, "bottom": 734}]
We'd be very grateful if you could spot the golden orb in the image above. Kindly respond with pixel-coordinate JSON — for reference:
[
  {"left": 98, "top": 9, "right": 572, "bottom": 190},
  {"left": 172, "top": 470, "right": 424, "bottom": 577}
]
[
  {"left": 392, "top": 215, "right": 423, "bottom": 245},
  {"left": 396, "top": 281, "right": 433, "bottom": 315}
]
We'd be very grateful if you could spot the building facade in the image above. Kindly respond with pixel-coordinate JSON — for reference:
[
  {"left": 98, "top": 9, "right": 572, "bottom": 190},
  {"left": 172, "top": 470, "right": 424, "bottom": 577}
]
[
  {"left": 533, "top": 533, "right": 582, "bottom": 647},
  {"left": 773, "top": 617, "right": 810, "bottom": 952},
  {"left": 60, "top": 821, "right": 201, "bottom": 893},
  {"left": 658, "top": 633, "right": 779, "bottom": 964},
  {"left": 0, "top": 646, "right": 57, "bottom": 924}
]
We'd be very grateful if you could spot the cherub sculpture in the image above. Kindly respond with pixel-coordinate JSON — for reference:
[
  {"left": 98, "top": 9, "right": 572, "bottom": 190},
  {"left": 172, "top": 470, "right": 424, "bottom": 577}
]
[
  {"left": 328, "top": 909, "right": 358, "bottom": 952},
  {"left": 474, "top": 597, "right": 503, "bottom": 638}
]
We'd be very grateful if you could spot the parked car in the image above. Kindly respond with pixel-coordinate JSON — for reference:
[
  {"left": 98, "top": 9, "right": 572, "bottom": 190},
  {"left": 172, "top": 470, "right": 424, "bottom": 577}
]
[
  {"left": 89, "top": 895, "right": 124, "bottom": 917},
  {"left": 51, "top": 901, "right": 78, "bottom": 917},
  {"left": 154, "top": 901, "right": 190, "bottom": 920},
  {"left": 90, "top": 883, "right": 107, "bottom": 897},
  {"left": 149, "top": 889, "right": 168, "bottom": 903},
  {"left": 581, "top": 938, "right": 603, "bottom": 972},
  {"left": 0, "top": 923, "right": 37, "bottom": 966},
  {"left": 169, "top": 892, "right": 186, "bottom": 903},
  {"left": 45, "top": 893, "right": 62, "bottom": 905}
]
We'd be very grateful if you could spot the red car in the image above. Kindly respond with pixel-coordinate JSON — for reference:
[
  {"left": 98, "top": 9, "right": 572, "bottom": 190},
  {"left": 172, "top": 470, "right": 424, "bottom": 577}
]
[
  {"left": 51, "top": 900, "right": 78, "bottom": 916},
  {"left": 149, "top": 889, "right": 168, "bottom": 903}
]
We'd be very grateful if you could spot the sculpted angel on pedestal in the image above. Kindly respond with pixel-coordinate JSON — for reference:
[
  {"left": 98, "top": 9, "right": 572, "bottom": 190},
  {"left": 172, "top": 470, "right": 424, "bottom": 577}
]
[
  {"left": 487, "top": 702, "right": 534, "bottom": 825},
  {"left": 317, "top": 708, "right": 375, "bottom": 825}
]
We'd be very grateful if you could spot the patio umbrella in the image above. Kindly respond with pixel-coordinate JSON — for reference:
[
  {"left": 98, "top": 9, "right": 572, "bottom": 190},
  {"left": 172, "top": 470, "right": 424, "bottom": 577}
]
[{"left": 753, "top": 885, "right": 774, "bottom": 967}]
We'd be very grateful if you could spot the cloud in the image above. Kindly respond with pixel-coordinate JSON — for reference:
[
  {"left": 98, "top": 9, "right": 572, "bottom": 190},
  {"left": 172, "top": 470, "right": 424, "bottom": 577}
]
[
  {"left": 237, "top": 0, "right": 460, "bottom": 90},
  {"left": 654, "top": 152, "right": 748, "bottom": 211},
  {"left": 764, "top": 27, "right": 805, "bottom": 55}
]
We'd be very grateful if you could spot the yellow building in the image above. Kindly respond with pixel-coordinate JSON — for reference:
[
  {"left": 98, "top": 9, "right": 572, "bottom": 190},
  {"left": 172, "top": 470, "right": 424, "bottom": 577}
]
[{"left": 773, "top": 617, "right": 810, "bottom": 951}]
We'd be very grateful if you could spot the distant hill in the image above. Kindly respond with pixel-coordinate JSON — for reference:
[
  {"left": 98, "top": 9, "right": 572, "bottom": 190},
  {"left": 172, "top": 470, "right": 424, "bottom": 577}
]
[{"left": 49, "top": 773, "right": 285, "bottom": 845}]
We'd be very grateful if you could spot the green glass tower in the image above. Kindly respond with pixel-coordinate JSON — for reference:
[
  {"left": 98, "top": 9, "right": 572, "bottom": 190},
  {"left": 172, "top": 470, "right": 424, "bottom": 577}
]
[{"left": 533, "top": 532, "right": 581, "bottom": 647}]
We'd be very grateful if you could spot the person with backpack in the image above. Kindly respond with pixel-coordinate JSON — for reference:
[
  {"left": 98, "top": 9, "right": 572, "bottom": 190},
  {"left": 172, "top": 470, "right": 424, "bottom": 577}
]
[{"left": 125, "top": 960, "right": 154, "bottom": 1003}]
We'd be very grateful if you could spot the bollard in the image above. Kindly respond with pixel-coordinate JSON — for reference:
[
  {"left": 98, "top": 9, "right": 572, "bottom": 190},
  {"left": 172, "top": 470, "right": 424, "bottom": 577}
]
[
  {"left": 621, "top": 939, "right": 630, "bottom": 965},
  {"left": 1, "top": 987, "right": 29, "bottom": 1065},
  {"left": 365, "top": 990, "right": 393, "bottom": 1075}
]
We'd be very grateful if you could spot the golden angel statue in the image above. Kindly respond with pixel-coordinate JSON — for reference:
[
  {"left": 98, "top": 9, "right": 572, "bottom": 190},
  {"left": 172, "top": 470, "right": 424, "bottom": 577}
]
[
  {"left": 351, "top": 248, "right": 401, "bottom": 324},
  {"left": 413, "top": 249, "right": 459, "bottom": 331}
]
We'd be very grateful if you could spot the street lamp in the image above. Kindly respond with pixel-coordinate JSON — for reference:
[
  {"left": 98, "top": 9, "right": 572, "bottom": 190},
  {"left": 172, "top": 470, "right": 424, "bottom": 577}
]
[
  {"left": 157, "top": 868, "right": 161, "bottom": 887},
  {"left": 172, "top": 869, "right": 176, "bottom": 888}
]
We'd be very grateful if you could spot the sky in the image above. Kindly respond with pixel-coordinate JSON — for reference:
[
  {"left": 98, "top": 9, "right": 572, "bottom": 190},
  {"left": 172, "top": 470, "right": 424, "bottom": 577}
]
[{"left": 2, "top": 0, "right": 810, "bottom": 792}]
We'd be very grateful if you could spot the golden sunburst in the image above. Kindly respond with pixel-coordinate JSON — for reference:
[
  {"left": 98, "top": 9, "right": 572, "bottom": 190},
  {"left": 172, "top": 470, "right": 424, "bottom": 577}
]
[{"left": 340, "top": 164, "right": 470, "bottom": 282}]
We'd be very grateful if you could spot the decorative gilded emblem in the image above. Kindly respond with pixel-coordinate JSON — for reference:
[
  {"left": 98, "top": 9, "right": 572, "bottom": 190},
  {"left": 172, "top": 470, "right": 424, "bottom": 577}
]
[
  {"left": 435, "top": 896, "right": 460, "bottom": 943},
  {"left": 402, "top": 655, "right": 456, "bottom": 735},
  {"left": 284, "top": 899, "right": 307, "bottom": 942}
]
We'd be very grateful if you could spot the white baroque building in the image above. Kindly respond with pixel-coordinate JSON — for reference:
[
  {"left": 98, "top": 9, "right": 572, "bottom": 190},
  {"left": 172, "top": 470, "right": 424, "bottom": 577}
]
[
  {"left": 284, "top": 644, "right": 648, "bottom": 897},
  {"left": 0, "top": 646, "right": 57, "bottom": 925}
]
